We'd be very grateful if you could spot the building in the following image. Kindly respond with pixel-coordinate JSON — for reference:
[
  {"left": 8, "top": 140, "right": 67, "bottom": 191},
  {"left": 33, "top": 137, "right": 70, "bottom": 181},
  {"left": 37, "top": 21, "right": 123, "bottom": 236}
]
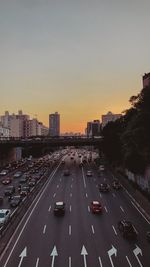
[
  {"left": 49, "top": 112, "right": 60, "bottom": 136},
  {"left": 0, "top": 124, "right": 10, "bottom": 139},
  {"left": 101, "top": 111, "right": 122, "bottom": 128},
  {"left": 143, "top": 73, "right": 150, "bottom": 88},
  {"left": 87, "top": 120, "right": 101, "bottom": 137}
]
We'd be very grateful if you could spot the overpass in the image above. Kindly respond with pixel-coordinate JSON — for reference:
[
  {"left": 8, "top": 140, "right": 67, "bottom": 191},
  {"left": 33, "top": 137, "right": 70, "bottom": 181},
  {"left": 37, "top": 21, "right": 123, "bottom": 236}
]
[{"left": 0, "top": 136, "right": 103, "bottom": 149}]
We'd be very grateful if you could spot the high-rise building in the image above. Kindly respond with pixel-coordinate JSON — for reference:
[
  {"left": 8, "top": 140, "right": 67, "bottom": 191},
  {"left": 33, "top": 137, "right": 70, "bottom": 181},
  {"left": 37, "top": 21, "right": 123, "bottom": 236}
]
[
  {"left": 49, "top": 112, "right": 60, "bottom": 136},
  {"left": 101, "top": 111, "right": 122, "bottom": 128},
  {"left": 87, "top": 120, "right": 101, "bottom": 137},
  {"left": 143, "top": 73, "right": 150, "bottom": 88}
]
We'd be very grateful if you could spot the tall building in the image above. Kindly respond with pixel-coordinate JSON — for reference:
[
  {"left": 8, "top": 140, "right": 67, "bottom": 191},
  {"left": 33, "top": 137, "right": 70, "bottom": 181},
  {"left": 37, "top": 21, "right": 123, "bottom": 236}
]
[
  {"left": 143, "top": 73, "right": 150, "bottom": 88},
  {"left": 49, "top": 112, "right": 60, "bottom": 136},
  {"left": 101, "top": 111, "right": 122, "bottom": 128},
  {"left": 87, "top": 120, "right": 101, "bottom": 137}
]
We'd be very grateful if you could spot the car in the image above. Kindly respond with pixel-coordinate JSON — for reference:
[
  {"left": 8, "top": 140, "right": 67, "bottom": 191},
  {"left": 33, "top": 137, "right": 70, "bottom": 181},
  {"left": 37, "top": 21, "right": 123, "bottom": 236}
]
[
  {"left": 19, "top": 176, "right": 28, "bottom": 184},
  {"left": 118, "top": 220, "right": 137, "bottom": 239},
  {"left": 61, "top": 160, "right": 65, "bottom": 164},
  {"left": 99, "top": 183, "right": 110, "bottom": 192},
  {"left": 0, "top": 209, "right": 11, "bottom": 227},
  {"left": 4, "top": 186, "right": 15, "bottom": 196},
  {"left": 13, "top": 171, "right": 22, "bottom": 178},
  {"left": 90, "top": 201, "right": 102, "bottom": 213},
  {"left": 63, "top": 170, "right": 70, "bottom": 176},
  {"left": 146, "top": 231, "right": 150, "bottom": 242},
  {"left": 1, "top": 177, "right": 12, "bottom": 185},
  {"left": 86, "top": 170, "right": 93, "bottom": 177},
  {"left": 10, "top": 195, "right": 22, "bottom": 207},
  {"left": 99, "top": 165, "right": 105, "bottom": 171},
  {"left": 0, "top": 170, "right": 8, "bottom": 176},
  {"left": 54, "top": 202, "right": 65, "bottom": 216},
  {"left": 112, "top": 180, "right": 122, "bottom": 190},
  {"left": 28, "top": 178, "right": 36, "bottom": 187}
]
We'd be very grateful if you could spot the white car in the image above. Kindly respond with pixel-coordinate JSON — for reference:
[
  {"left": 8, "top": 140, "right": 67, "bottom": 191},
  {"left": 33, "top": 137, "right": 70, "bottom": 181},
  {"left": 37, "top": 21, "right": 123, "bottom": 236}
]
[
  {"left": 0, "top": 170, "right": 8, "bottom": 176},
  {"left": 0, "top": 209, "right": 11, "bottom": 227},
  {"left": 99, "top": 165, "right": 105, "bottom": 171},
  {"left": 86, "top": 171, "right": 93, "bottom": 177}
]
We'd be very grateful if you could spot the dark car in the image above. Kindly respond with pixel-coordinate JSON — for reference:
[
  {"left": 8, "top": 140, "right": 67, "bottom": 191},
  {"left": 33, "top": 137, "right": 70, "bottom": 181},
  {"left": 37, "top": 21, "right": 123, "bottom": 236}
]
[
  {"left": 10, "top": 195, "right": 22, "bottom": 207},
  {"left": 19, "top": 185, "right": 30, "bottom": 197},
  {"left": 19, "top": 176, "right": 28, "bottom": 184},
  {"left": 99, "top": 183, "right": 110, "bottom": 192},
  {"left": 28, "top": 179, "right": 36, "bottom": 187},
  {"left": 112, "top": 180, "right": 122, "bottom": 190},
  {"left": 4, "top": 186, "right": 15, "bottom": 196},
  {"left": 118, "top": 220, "right": 137, "bottom": 239},
  {"left": 90, "top": 201, "right": 102, "bottom": 214},
  {"left": 54, "top": 202, "right": 65, "bottom": 216},
  {"left": 63, "top": 170, "right": 70, "bottom": 176}
]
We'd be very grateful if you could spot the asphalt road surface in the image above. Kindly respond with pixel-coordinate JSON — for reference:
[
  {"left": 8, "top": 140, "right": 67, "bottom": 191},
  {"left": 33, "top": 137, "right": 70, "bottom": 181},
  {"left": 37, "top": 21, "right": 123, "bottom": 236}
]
[{"left": 0, "top": 150, "right": 150, "bottom": 267}]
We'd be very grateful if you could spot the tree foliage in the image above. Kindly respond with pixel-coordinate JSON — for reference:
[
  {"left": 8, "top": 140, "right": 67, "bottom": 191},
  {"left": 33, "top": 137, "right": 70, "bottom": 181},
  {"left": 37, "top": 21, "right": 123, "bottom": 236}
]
[{"left": 102, "top": 85, "right": 150, "bottom": 174}]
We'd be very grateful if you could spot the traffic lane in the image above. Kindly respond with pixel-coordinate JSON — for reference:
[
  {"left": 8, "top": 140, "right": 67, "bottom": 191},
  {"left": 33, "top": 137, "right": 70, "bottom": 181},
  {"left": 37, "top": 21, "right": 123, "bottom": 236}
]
[
  {"left": 0, "top": 162, "right": 63, "bottom": 266},
  {"left": 81, "top": 166, "right": 150, "bottom": 266}
]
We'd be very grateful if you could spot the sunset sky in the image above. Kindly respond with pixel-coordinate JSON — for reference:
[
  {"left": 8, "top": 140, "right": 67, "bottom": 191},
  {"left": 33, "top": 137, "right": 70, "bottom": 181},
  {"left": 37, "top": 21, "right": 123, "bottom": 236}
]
[{"left": 1, "top": 0, "right": 150, "bottom": 133}]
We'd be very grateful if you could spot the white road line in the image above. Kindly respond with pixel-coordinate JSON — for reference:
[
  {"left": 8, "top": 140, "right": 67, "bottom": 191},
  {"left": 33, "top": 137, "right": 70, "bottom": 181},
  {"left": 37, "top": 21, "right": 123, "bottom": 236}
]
[
  {"left": 96, "top": 184, "right": 98, "bottom": 188},
  {"left": 112, "top": 193, "right": 116, "bottom": 197},
  {"left": 48, "top": 205, "right": 51, "bottom": 212},
  {"left": 104, "top": 206, "right": 108, "bottom": 213},
  {"left": 2, "top": 161, "right": 62, "bottom": 267},
  {"left": 70, "top": 205, "right": 72, "bottom": 212},
  {"left": 94, "top": 178, "right": 96, "bottom": 182},
  {"left": 69, "top": 225, "right": 71, "bottom": 235},
  {"left": 98, "top": 256, "right": 103, "bottom": 267},
  {"left": 112, "top": 225, "right": 117, "bottom": 235},
  {"left": 70, "top": 193, "right": 72, "bottom": 197},
  {"left": 60, "top": 178, "right": 62, "bottom": 182},
  {"left": 71, "top": 184, "right": 73, "bottom": 188},
  {"left": 43, "top": 225, "right": 46, "bottom": 234},
  {"left": 57, "top": 184, "right": 59, "bottom": 188},
  {"left": 126, "top": 256, "right": 133, "bottom": 267},
  {"left": 91, "top": 225, "right": 95, "bottom": 234},
  {"left": 53, "top": 193, "right": 56, "bottom": 198},
  {"left": 72, "top": 178, "right": 74, "bottom": 181},
  {"left": 88, "top": 206, "right": 90, "bottom": 212},
  {"left": 123, "top": 185, "right": 150, "bottom": 224},
  {"left": 69, "top": 256, "right": 71, "bottom": 267},
  {"left": 131, "top": 200, "right": 150, "bottom": 225},
  {"left": 35, "top": 258, "right": 39, "bottom": 267},
  {"left": 82, "top": 167, "right": 86, "bottom": 188},
  {"left": 86, "top": 193, "right": 88, "bottom": 198},
  {"left": 99, "top": 193, "right": 102, "bottom": 198},
  {"left": 120, "top": 206, "right": 124, "bottom": 213}
]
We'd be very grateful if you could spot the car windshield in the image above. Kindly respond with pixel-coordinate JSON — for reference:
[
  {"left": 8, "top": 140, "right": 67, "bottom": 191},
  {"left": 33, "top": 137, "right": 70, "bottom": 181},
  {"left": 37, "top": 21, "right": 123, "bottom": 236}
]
[{"left": 0, "top": 213, "right": 5, "bottom": 218}]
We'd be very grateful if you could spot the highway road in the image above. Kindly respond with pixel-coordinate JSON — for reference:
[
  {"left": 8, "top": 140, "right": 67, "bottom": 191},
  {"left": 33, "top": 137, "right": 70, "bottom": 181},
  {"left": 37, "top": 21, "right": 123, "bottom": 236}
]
[{"left": 0, "top": 149, "right": 150, "bottom": 267}]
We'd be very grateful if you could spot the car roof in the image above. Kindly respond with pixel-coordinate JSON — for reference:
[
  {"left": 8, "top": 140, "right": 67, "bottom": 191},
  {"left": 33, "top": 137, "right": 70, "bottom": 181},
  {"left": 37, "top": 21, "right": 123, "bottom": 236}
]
[
  {"left": 56, "top": 202, "right": 64, "bottom": 205},
  {"left": 92, "top": 201, "right": 100, "bottom": 205},
  {"left": 0, "top": 209, "right": 10, "bottom": 213}
]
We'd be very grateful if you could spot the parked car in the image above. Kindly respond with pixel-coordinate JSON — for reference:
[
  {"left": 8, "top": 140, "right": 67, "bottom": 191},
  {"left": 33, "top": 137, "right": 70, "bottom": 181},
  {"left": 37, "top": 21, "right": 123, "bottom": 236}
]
[
  {"left": 13, "top": 171, "right": 22, "bottom": 178},
  {"left": 99, "top": 183, "right": 110, "bottom": 192},
  {"left": 0, "top": 170, "right": 8, "bottom": 176},
  {"left": 28, "top": 178, "right": 36, "bottom": 187},
  {"left": 99, "top": 165, "right": 105, "bottom": 171},
  {"left": 54, "top": 202, "right": 65, "bottom": 216},
  {"left": 4, "top": 186, "right": 15, "bottom": 196},
  {"left": 1, "top": 177, "right": 12, "bottom": 185},
  {"left": 90, "top": 201, "right": 102, "bottom": 214},
  {"left": 19, "top": 185, "right": 30, "bottom": 197},
  {"left": 10, "top": 195, "right": 22, "bottom": 207},
  {"left": 0, "top": 209, "right": 11, "bottom": 227},
  {"left": 118, "top": 220, "right": 137, "bottom": 239}
]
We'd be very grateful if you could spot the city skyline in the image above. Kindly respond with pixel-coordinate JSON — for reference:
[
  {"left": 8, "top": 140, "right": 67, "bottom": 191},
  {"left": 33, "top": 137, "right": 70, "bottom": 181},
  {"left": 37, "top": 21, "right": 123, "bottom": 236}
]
[{"left": 1, "top": 1, "right": 150, "bottom": 132}]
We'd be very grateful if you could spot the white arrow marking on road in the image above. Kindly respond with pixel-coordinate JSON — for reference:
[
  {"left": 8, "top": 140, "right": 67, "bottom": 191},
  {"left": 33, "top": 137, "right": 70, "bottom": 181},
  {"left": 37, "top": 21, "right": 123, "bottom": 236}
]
[
  {"left": 104, "top": 206, "right": 108, "bottom": 213},
  {"left": 98, "top": 256, "right": 103, "bottom": 267},
  {"left": 18, "top": 247, "right": 27, "bottom": 267},
  {"left": 112, "top": 225, "right": 117, "bottom": 235},
  {"left": 50, "top": 246, "right": 58, "bottom": 267},
  {"left": 108, "top": 245, "right": 117, "bottom": 267},
  {"left": 120, "top": 206, "right": 124, "bottom": 213},
  {"left": 133, "top": 245, "right": 143, "bottom": 267},
  {"left": 81, "top": 245, "right": 88, "bottom": 267},
  {"left": 69, "top": 256, "right": 71, "bottom": 267},
  {"left": 126, "top": 256, "right": 132, "bottom": 267}
]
